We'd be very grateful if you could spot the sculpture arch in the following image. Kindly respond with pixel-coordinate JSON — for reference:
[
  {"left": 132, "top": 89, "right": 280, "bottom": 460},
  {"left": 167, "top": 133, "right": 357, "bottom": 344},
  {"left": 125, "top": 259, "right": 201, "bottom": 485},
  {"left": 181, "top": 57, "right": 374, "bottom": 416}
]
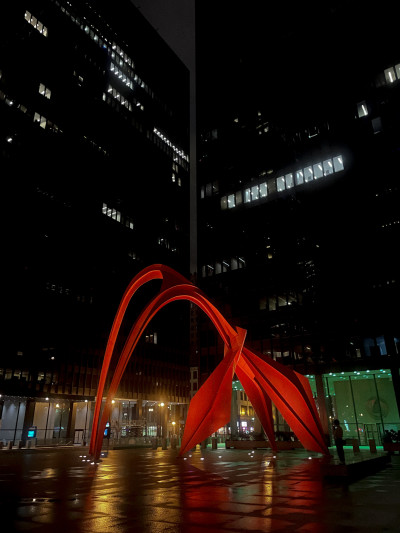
[{"left": 89, "top": 265, "right": 329, "bottom": 460}]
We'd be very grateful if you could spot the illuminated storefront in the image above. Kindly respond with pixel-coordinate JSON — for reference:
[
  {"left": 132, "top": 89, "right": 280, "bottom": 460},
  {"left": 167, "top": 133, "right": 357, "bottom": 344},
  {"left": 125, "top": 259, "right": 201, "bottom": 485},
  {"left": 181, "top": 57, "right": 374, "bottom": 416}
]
[{"left": 307, "top": 369, "right": 400, "bottom": 444}]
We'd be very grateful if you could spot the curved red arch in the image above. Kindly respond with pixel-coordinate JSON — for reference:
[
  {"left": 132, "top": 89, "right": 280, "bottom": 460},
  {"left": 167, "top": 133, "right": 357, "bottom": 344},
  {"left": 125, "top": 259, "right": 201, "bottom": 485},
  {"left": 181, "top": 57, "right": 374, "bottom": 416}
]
[{"left": 90, "top": 265, "right": 329, "bottom": 460}]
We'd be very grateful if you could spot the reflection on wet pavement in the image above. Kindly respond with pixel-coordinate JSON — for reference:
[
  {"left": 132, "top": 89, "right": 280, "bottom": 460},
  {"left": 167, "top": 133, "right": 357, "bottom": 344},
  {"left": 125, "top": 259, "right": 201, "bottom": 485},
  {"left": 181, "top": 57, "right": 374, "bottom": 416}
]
[{"left": 0, "top": 447, "right": 399, "bottom": 532}]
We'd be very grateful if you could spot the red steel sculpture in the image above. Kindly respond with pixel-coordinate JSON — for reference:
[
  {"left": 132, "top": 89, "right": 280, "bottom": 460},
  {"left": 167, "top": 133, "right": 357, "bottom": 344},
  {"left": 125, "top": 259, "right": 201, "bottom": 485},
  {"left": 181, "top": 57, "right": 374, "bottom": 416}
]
[{"left": 89, "top": 265, "right": 329, "bottom": 461}]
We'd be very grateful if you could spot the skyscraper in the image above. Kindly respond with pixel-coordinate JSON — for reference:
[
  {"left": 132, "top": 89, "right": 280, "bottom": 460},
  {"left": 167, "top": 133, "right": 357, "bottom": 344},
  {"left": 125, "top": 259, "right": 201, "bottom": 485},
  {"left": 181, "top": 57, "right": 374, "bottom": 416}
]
[
  {"left": 1, "top": 0, "right": 190, "bottom": 444},
  {"left": 195, "top": 2, "right": 400, "bottom": 441}
]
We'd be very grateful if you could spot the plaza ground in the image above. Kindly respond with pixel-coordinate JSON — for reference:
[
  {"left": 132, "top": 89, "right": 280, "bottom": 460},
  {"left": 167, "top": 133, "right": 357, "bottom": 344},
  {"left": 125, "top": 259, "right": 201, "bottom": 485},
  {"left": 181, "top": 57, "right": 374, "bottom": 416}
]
[{"left": 0, "top": 445, "right": 399, "bottom": 532}]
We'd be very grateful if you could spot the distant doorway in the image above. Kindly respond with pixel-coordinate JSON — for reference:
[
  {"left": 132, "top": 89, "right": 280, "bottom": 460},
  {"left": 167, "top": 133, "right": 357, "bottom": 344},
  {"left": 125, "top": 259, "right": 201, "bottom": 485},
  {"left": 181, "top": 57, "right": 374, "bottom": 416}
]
[{"left": 74, "top": 429, "right": 84, "bottom": 445}]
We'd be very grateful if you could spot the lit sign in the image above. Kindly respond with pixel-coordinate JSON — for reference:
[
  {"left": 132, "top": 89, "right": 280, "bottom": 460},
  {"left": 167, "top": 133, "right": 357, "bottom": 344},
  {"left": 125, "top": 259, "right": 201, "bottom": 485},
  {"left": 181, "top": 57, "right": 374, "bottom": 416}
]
[{"left": 27, "top": 427, "right": 37, "bottom": 438}]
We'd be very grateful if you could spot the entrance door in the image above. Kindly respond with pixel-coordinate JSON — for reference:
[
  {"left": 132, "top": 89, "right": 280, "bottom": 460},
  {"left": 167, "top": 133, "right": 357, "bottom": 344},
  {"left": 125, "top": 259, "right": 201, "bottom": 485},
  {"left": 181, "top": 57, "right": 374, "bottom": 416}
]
[{"left": 74, "top": 429, "right": 84, "bottom": 445}]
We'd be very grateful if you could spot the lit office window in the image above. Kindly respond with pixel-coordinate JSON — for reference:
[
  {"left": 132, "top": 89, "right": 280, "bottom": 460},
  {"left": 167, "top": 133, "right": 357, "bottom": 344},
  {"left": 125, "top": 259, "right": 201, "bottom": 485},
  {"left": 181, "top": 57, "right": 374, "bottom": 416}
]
[
  {"left": 259, "top": 182, "right": 268, "bottom": 197},
  {"left": 227, "top": 194, "right": 236, "bottom": 208},
  {"left": 396, "top": 64, "right": 400, "bottom": 80},
  {"left": 295, "top": 170, "right": 304, "bottom": 185},
  {"left": 215, "top": 262, "right": 222, "bottom": 274},
  {"left": 323, "top": 159, "right": 334, "bottom": 176},
  {"left": 251, "top": 185, "right": 259, "bottom": 201},
  {"left": 384, "top": 67, "right": 396, "bottom": 84},
  {"left": 244, "top": 188, "right": 251, "bottom": 203},
  {"left": 231, "top": 258, "right": 238, "bottom": 270},
  {"left": 39, "top": 83, "right": 51, "bottom": 99},
  {"left": 33, "top": 112, "right": 46, "bottom": 129},
  {"left": 304, "top": 166, "right": 313, "bottom": 182},
  {"left": 357, "top": 101, "right": 368, "bottom": 118},
  {"left": 200, "top": 186, "right": 205, "bottom": 199},
  {"left": 333, "top": 155, "right": 344, "bottom": 172},
  {"left": 235, "top": 190, "right": 243, "bottom": 205},
  {"left": 285, "top": 173, "right": 294, "bottom": 188},
  {"left": 313, "top": 163, "right": 323, "bottom": 179},
  {"left": 277, "top": 176, "right": 285, "bottom": 192},
  {"left": 221, "top": 196, "right": 228, "bottom": 210}
]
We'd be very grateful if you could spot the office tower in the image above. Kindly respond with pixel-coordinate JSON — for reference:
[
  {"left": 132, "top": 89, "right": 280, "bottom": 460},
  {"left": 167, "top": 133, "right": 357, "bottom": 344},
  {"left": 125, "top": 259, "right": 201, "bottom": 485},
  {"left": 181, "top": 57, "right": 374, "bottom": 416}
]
[
  {"left": 1, "top": 0, "right": 190, "bottom": 444},
  {"left": 196, "top": 3, "right": 400, "bottom": 441}
]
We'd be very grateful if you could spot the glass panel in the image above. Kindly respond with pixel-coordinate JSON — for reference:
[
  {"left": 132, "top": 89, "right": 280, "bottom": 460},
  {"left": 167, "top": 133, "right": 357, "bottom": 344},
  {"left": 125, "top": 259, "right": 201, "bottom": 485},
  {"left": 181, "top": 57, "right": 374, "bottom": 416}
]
[
  {"left": 333, "top": 155, "right": 344, "bottom": 172},
  {"left": 259, "top": 182, "right": 268, "bottom": 197},
  {"left": 215, "top": 262, "right": 222, "bottom": 274},
  {"left": 231, "top": 258, "right": 238, "bottom": 270},
  {"left": 268, "top": 296, "right": 277, "bottom": 311},
  {"left": 200, "top": 186, "right": 205, "bottom": 199},
  {"left": 227, "top": 194, "right": 235, "bottom": 208},
  {"left": 244, "top": 188, "right": 251, "bottom": 203},
  {"left": 357, "top": 101, "right": 368, "bottom": 118},
  {"left": 251, "top": 185, "right": 259, "bottom": 200},
  {"left": 295, "top": 170, "right": 304, "bottom": 185},
  {"left": 220, "top": 196, "right": 227, "bottom": 210},
  {"left": 235, "top": 190, "right": 243, "bottom": 205},
  {"left": 276, "top": 176, "right": 285, "bottom": 192},
  {"left": 323, "top": 159, "right": 334, "bottom": 176},
  {"left": 325, "top": 375, "right": 355, "bottom": 441},
  {"left": 396, "top": 64, "right": 400, "bottom": 80},
  {"left": 313, "top": 163, "right": 323, "bottom": 179},
  {"left": 384, "top": 67, "right": 396, "bottom": 84},
  {"left": 285, "top": 173, "right": 294, "bottom": 189},
  {"left": 304, "top": 166, "right": 313, "bottom": 182},
  {"left": 375, "top": 371, "right": 400, "bottom": 430}
]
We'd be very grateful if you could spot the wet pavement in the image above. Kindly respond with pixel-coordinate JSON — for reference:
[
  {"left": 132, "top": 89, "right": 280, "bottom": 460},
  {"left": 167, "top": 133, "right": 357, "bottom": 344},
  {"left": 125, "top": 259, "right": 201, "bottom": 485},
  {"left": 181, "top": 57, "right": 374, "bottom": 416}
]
[{"left": 0, "top": 445, "right": 399, "bottom": 532}]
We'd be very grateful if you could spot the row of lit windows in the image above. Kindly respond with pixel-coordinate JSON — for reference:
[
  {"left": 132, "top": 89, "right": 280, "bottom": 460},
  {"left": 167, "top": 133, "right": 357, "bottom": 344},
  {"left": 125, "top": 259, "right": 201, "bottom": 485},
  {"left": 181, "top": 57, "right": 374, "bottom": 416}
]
[
  {"left": 33, "top": 112, "right": 61, "bottom": 133},
  {"left": 157, "top": 237, "right": 178, "bottom": 253},
  {"left": 102, "top": 203, "right": 134, "bottom": 230},
  {"left": 153, "top": 128, "right": 189, "bottom": 163},
  {"left": 82, "top": 135, "right": 109, "bottom": 157},
  {"left": 110, "top": 63, "right": 134, "bottom": 90},
  {"left": 103, "top": 84, "right": 144, "bottom": 112},
  {"left": 220, "top": 155, "right": 344, "bottom": 210},
  {"left": 24, "top": 11, "right": 48, "bottom": 37},
  {"left": 201, "top": 257, "right": 246, "bottom": 277},
  {"left": 200, "top": 181, "right": 219, "bottom": 198},
  {"left": 259, "top": 292, "right": 302, "bottom": 312}
]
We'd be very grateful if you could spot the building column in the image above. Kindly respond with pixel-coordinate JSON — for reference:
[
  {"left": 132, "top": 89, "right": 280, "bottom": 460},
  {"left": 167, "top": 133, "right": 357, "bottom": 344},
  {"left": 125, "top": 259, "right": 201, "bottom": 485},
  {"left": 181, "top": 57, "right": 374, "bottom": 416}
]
[
  {"left": 66, "top": 401, "right": 77, "bottom": 440},
  {"left": 391, "top": 367, "right": 400, "bottom": 420},
  {"left": 21, "top": 400, "right": 35, "bottom": 445},
  {"left": 315, "top": 374, "right": 331, "bottom": 446},
  {"left": 230, "top": 390, "right": 239, "bottom": 438},
  {"left": 137, "top": 400, "right": 143, "bottom": 419}
]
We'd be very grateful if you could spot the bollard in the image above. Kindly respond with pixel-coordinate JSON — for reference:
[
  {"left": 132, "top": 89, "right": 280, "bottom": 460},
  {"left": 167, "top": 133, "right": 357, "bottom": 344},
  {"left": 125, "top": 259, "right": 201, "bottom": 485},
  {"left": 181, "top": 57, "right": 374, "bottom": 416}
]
[
  {"left": 162, "top": 438, "right": 168, "bottom": 450},
  {"left": 18, "top": 441, "right": 25, "bottom": 449},
  {"left": 152, "top": 438, "right": 157, "bottom": 450},
  {"left": 351, "top": 439, "right": 360, "bottom": 453},
  {"left": 8, "top": 441, "right": 13, "bottom": 450},
  {"left": 369, "top": 439, "right": 377, "bottom": 453},
  {"left": 211, "top": 437, "right": 217, "bottom": 450}
]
